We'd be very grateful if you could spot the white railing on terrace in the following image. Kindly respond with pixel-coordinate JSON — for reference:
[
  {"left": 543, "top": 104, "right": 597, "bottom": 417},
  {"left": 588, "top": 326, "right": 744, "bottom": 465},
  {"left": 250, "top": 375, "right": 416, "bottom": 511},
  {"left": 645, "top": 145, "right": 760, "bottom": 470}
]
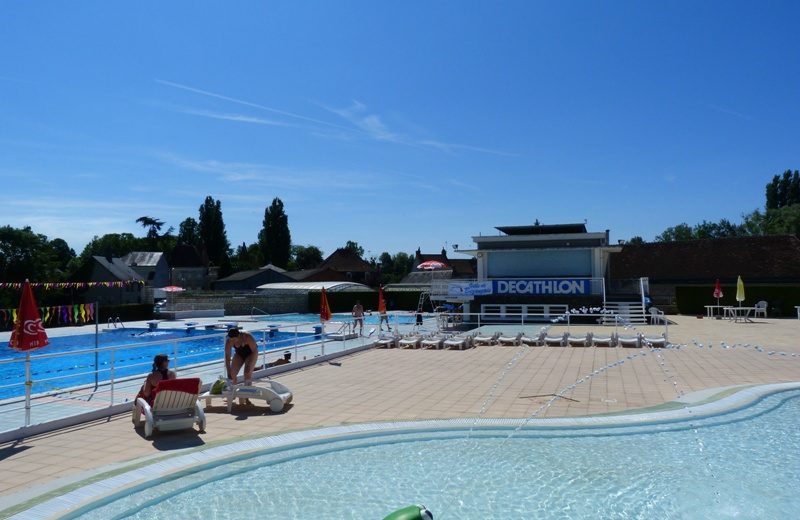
[{"left": 0, "top": 319, "right": 379, "bottom": 434}]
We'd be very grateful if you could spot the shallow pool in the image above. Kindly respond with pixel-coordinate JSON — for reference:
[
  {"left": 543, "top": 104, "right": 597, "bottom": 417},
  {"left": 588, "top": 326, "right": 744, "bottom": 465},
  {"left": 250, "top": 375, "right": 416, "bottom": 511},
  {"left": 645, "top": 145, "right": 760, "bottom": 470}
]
[
  {"left": 73, "top": 390, "right": 800, "bottom": 519},
  {"left": 0, "top": 328, "right": 315, "bottom": 399}
]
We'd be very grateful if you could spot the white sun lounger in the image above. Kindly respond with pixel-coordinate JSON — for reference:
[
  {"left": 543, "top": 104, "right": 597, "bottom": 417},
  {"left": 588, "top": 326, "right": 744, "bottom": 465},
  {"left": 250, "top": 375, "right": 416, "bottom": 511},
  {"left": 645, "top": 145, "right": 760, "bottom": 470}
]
[
  {"left": 421, "top": 335, "right": 447, "bottom": 349},
  {"left": 618, "top": 334, "right": 642, "bottom": 348},
  {"left": 444, "top": 334, "right": 473, "bottom": 350},
  {"left": 641, "top": 334, "right": 667, "bottom": 348},
  {"left": 593, "top": 334, "right": 617, "bottom": 347},
  {"left": 376, "top": 336, "right": 398, "bottom": 349},
  {"left": 567, "top": 332, "right": 593, "bottom": 347},
  {"left": 133, "top": 378, "right": 206, "bottom": 439},
  {"left": 203, "top": 380, "right": 293, "bottom": 413},
  {"left": 521, "top": 331, "right": 545, "bottom": 346},
  {"left": 473, "top": 331, "right": 500, "bottom": 346},
  {"left": 544, "top": 333, "right": 567, "bottom": 347},
  {"left": 399, "top": 335, "right": 423, "bottom": 349},
  {"left": 498, "top": 332, "right": 523, "bottom": 346}
]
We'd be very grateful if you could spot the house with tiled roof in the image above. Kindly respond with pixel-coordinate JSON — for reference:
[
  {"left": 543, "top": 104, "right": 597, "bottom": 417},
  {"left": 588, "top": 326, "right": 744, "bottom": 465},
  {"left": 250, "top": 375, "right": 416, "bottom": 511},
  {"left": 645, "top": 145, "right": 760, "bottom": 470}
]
[
  {"left": 285, "top": 248, "right": 378, "bottom": 286},
  {"left": 214, "top": 264, "right": 293, "bottom": 291},
  {"left": 84, "top": 256, "right": 144, "bottom": 305},
  {"left": 121, "top": 252, "right": 169, "bottom": 287}
]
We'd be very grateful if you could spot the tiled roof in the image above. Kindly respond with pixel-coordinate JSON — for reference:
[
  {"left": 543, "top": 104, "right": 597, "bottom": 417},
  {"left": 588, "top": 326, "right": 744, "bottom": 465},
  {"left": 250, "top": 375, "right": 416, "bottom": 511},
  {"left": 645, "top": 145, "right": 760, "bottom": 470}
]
[
  {"left": 610, "top": 235, "right": 800, "bottom": 282},
  {"left": 319, "top": 248, "right": 374, "bottom": 272},
  {"left": 92, "top": 256, "right": 144, "bottom": 281},
  {"left": 121, "top": 252, "right": 164, "bottom": 267}
]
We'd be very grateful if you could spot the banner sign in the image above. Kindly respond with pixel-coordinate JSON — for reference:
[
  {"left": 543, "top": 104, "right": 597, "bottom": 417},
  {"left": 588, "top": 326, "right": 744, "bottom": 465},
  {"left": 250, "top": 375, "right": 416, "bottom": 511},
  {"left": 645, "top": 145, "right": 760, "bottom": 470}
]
[
  {"left": 447, "top": 281, "right": 493, "bottom": 297},
  {"left": 493, "top": 279, "right": 589, "bottom": 295},
  {"left": 1, "top": 303, "right": 96, "bottom": 329},
  {"left": 0, "top": 281, "right": 143, "bottom": 290}
]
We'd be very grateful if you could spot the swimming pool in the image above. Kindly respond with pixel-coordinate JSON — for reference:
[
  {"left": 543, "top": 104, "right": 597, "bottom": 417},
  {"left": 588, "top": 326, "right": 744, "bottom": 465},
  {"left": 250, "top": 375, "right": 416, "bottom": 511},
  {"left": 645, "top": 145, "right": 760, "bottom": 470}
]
[
  {"left": 256, "top": 312, "right": 423, "bottom": 325},
  {"left": 67, "top": 388, "right": 800, "bottom": 519},
  {"left": 0, "top": 328, "right": 315, "bottom": 399}
]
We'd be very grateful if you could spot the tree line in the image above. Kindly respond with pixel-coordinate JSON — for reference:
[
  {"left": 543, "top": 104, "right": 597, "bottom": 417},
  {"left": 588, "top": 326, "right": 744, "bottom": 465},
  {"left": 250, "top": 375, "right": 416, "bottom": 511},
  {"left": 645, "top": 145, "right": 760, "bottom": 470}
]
[
  {"left": 0, "top": 195, "right": 415, "bottom": 305},
  {"left": 629, "top": 169, "right": 800, "bottom": 243}
]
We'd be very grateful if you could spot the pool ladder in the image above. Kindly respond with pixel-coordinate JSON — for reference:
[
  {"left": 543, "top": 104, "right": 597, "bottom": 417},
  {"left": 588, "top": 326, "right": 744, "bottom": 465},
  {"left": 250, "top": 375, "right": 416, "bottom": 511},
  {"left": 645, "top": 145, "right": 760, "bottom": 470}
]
[{"left": 107, "top": 317, "right": 125, "bottom": 329}]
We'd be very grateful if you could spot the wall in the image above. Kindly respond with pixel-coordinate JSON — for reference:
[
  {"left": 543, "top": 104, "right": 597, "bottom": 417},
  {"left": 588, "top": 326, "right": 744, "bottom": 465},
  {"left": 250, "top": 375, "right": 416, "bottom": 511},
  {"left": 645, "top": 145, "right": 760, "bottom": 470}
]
[
  {"left": 486, "top": 249, "right": 592, "bottom": 278},
  {"left": 675, "top": 284, "right": 800, "bottom": 317}
]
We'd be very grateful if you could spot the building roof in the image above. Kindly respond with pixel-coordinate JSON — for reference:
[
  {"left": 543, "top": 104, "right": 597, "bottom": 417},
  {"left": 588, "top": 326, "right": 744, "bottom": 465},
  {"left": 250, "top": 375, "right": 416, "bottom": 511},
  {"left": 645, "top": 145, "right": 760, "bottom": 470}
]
[
  {"left": 121, "top": 252, "right": 165, "bottom": 267},
  {"left": 256, "top": 281, "right": 372, "bottom": 292},
  {"left": 496, "top": 223, "right": 588, "bottom": 236},
  {"left": 319, "top": 248, "right": 374, "bottom": 273},
  {"left": 92, "top": 256, "right": 144, "bottom": 281},
  {"left": 216, "top": 264, "right": 290, "bottom": 283},
  {"left": 610, "top": 235, "right": 800, "bottom": 282}
]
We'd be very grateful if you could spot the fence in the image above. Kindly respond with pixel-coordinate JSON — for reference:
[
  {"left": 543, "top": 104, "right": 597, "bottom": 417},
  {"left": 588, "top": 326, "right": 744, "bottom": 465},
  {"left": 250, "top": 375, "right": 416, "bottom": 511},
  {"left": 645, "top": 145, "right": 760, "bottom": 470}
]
[{"left": 0, "top": 320, "right": 376, "bottom": 436}]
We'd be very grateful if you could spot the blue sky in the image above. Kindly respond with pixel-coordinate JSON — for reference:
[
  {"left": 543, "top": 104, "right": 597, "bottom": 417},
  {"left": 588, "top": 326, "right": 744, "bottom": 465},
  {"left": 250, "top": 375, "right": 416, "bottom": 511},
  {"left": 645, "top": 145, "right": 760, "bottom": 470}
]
[{"left": 1, "top": 1, "right": 798, "bottom": 259}]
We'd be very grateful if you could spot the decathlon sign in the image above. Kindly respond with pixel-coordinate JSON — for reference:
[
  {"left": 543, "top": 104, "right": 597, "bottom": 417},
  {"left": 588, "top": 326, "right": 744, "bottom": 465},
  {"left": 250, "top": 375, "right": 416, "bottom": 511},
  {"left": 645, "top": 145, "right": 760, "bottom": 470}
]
[{"left": 493, "top": 279, "right": 589, "bottom": 295}]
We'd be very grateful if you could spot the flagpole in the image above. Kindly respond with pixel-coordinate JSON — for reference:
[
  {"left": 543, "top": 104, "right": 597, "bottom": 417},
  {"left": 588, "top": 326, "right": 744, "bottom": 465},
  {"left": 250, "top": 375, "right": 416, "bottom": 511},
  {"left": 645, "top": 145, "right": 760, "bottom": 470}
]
[
  {"left": 24, "top": 352, "right": 31, "bottom": 427},
  {"left": 94, "top": 301, "right": 99, "bottom": 389},
  {"left": 321, "top": 321, "right": 325, "bottom": 356}
]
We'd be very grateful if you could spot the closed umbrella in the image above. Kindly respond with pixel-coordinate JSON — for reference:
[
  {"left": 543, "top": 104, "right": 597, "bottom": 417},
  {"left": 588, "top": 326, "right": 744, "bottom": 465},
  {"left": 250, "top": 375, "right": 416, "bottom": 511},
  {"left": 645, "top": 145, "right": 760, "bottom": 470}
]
[
  {"left": 713, "top": 279, "right": 723, "bottom": 307},
  {"left": 9, "top": 280, "right": 50, "bottom": 426},
  {"left": 736, "top": 276, "right": 745, "bottom": 307},
  {"left": 319, "top": 287, "right": 331, "bottom": 355}
]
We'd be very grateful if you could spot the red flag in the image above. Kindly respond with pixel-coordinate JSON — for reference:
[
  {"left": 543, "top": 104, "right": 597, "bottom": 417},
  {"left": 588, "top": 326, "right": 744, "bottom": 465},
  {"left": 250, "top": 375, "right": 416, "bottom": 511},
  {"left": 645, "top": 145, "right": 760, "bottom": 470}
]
[
  {"left": 320, "top": 287, "right": 332, "bottom": 322},
  {"left": 713, "top": 279, "right": 723, "bottom": 299},
  {"left": 9, "top": 281, "right": 50, "bottom": 352},
  {"left": 378, "top": 286, "right": 387, "bottom": 313}
]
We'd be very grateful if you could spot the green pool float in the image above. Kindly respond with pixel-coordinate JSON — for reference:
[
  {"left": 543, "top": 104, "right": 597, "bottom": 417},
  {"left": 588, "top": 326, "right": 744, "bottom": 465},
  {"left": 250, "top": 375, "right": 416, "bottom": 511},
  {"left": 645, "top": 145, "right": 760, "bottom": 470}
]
[{"left": 382, "top": 505, "right": 433, "bottom": 520}]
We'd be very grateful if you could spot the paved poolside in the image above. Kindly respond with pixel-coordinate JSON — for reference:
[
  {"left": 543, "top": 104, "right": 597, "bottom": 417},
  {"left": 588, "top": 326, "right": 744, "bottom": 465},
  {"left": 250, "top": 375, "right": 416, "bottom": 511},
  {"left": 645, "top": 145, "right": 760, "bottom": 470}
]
[{"left": 1, "top": 314, "right": 799, "bottom": 515}]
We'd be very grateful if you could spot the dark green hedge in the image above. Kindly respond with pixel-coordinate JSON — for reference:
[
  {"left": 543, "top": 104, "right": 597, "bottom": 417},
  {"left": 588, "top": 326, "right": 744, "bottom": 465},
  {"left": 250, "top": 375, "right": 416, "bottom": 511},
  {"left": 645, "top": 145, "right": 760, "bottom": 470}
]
[
  {"left": 307, "top": 290, "right": 423, "bottom": 313},
  {"left": 97, "top": 303, "right": 154, "bottom": 323},
  {"left": 675, "top": 285, "right": 800, "bottom": 317}
]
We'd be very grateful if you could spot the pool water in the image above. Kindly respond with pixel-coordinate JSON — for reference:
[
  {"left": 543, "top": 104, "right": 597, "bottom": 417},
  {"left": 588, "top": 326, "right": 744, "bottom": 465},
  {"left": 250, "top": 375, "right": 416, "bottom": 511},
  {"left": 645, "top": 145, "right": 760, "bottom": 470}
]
[
  {"left": 0, "top": 328, "right": 315, "bottom": 399},
  {"left": 256, "top": 312, "right": 423, "bottom": 325},
  {"left": 74, "top": 390, "right": 800, "bottom": 519}
]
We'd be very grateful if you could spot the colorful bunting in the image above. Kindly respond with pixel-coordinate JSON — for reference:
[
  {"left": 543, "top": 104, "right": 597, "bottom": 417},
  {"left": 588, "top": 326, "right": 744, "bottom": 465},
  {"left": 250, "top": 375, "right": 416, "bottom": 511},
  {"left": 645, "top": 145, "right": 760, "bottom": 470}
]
[
  {"left": 0, "top": 281, "right": 144, "bottom": 290},
  {"left": 0, "top": 303, "right": 97, "bottom": 329}
]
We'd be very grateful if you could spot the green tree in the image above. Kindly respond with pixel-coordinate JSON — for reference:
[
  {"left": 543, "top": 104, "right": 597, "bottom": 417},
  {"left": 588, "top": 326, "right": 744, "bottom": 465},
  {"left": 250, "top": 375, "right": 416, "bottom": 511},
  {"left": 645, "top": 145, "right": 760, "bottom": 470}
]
[
  {"left": 627, "top": 236, "right": 645, "bottom": 244},
  {"left": 231, "top": 242, "right": 262, "bottom": 272},
  {"left": 343, "top": 240, "right": 364, "bottom": 258},
  {"left": 258, "top": 198, "right": 292, "bottom": 268},
  {"left": 76, "top": 233, "right": 146, "bottom": 264},
  {"left": 766, "top": 175, "right": 779, "bottom": 210},
  {"left": 178, "top": 217, "right": 200, "bottom": 246},
  {"left": 135, "top": 216, "right": 165, "bottom": 239},
  {"left": 655, "top": 223, "right": 694, "bottom": 242},
  {"left": 49, "top": 238, "right": 76, "bottom": 272},
  {"left": 291, "top": 245, "right": 323, "bottom": 270},
  {"left": 198, "top": 196, "right": 231, "bottom": 275}
]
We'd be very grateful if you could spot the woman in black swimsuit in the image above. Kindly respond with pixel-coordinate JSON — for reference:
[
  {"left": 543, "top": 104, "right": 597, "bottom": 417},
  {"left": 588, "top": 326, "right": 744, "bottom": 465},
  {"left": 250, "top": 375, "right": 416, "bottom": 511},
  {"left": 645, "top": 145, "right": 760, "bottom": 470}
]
[
  {"left": 225, "top": 328, "right": 259, "bottom": 386},
  {"left": 140, "top": 354, "right": 176, "bottom": 401}
]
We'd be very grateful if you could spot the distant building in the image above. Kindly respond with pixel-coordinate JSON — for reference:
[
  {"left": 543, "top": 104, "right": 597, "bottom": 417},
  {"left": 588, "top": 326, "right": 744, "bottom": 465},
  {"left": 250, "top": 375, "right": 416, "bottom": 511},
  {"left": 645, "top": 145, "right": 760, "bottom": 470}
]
[
  {"left": 168, "top": 245, "right": 208, "bottom": 289},
  {"left": 121, "top": 252, "right": 169, "bottom": 287},
  {"left": 214, "top": 264, "right": 293, "bottom": 291},
  {"left": 84, "top": 256, "right": 144, "bottom": 305},
  {"left": 285, "top": 248, "right": 378, "bottom": 286}
]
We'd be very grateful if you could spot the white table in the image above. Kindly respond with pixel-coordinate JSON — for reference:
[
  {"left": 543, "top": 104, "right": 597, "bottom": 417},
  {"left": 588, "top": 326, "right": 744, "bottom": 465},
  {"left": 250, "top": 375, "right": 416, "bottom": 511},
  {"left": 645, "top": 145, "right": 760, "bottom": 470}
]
[
  {"left": 724, "top": 306, "right": 756, "bottom": 323},
  {"left": 704, "top": 305, "right": 727, "bottom": 318}
]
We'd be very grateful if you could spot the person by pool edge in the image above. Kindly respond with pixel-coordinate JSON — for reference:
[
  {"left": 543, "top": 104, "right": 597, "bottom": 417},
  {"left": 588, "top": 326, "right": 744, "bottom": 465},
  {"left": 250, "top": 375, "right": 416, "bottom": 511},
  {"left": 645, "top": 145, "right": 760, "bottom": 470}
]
[{"left": 352, "top": 300, "right": 364, "bottom": 336}]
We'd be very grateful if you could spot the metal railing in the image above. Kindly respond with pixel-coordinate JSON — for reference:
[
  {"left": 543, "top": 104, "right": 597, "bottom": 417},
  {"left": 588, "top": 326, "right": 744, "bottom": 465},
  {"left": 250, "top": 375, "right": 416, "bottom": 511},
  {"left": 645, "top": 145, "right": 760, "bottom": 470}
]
[{"left": 0, "top": 319, "right": 376, "bottom": 433}]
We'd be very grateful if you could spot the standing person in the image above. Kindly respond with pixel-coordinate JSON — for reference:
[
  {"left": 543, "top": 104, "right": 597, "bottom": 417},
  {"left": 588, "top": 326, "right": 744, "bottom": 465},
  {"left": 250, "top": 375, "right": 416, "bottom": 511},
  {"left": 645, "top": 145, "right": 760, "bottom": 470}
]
[
  {"left": 352, "top": 300, "right": 365, "bottom": 336},
  {"left": 379, "top": 306, "right": 390, "bottom": 332},
  {"left": 225, "top": 327, "right": 259, "bottom": 389}
]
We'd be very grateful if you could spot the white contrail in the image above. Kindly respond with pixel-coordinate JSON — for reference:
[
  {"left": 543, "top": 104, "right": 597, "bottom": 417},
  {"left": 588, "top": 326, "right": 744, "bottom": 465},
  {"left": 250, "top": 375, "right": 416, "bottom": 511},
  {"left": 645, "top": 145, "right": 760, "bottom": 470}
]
[{"left": 155, "top": 79, "right": 355, "bottom": 132}]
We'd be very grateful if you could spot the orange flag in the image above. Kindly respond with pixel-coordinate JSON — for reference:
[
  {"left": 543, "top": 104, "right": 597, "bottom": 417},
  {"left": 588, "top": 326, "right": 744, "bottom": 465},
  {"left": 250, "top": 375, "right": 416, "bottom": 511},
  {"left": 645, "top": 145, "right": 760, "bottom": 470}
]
[{"left": 320, "top": 287, "right": 332, "bottom": 322}]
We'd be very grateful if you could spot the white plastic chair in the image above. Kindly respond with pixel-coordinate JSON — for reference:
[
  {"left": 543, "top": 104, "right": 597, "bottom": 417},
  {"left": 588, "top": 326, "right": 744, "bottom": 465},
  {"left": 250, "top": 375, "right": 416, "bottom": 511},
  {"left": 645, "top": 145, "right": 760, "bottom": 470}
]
[
  {"left": 754, "top": 301, "right": 768, "bottom": 318},
  {"left": 649, "top": 307, "right": 666, "bottom": 325}
]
